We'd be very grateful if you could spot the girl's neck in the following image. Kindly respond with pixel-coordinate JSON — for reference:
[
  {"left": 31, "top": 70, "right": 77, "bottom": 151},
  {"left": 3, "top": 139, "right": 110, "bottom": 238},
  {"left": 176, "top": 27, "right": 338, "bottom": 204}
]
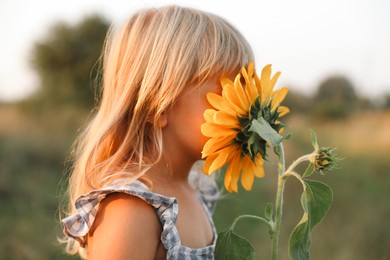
[{"left": 145, "top": 151, "right": 196, "bottom": 194}]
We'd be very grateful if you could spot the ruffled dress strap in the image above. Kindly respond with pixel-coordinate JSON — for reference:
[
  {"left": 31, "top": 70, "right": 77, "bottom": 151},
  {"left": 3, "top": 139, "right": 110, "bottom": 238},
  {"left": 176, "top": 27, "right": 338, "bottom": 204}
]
[
  {"left": 188, "top": 168, "right": 220, "bottom": 215},
  {"left": 62, "top": 180, "right": 180, "bottom": 249}
]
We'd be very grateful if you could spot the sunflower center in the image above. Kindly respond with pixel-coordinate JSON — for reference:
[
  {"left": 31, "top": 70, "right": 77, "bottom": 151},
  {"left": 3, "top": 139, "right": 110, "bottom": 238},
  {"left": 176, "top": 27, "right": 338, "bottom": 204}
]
[{"left": 235, "top": 97, "right": 283, "bottom": 161}]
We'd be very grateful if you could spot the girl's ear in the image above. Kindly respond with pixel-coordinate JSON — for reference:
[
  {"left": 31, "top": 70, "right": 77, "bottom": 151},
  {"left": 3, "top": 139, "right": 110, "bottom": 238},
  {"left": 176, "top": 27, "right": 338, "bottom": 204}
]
[{"left": 158, "top": 113, "right": 168, "bottom": 128}]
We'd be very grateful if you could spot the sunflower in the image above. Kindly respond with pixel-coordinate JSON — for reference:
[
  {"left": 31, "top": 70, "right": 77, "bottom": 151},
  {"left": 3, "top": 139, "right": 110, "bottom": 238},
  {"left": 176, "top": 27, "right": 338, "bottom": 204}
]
[{"left": 201, "top": 62, "right": 290, "bottom": 192}]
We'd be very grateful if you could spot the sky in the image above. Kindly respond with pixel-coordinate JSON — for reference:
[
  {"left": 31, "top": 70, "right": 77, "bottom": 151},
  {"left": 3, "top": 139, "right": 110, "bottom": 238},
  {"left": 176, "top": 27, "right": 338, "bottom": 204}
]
[{"left": 1, "top": 0, "right": 389, "bottom": 101}]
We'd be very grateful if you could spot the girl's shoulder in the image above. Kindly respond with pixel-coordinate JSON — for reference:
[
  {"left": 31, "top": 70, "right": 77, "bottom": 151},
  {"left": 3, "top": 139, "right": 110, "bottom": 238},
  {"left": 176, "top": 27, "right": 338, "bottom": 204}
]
[{"left": 86, "top": 192, "right": 162, "bottom": 259}]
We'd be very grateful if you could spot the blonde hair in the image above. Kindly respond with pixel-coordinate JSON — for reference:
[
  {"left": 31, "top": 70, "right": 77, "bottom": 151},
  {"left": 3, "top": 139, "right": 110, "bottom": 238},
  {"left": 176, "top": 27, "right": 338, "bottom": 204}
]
[{"left": 61, "top": 5, "right": 253, "bottom": 256}]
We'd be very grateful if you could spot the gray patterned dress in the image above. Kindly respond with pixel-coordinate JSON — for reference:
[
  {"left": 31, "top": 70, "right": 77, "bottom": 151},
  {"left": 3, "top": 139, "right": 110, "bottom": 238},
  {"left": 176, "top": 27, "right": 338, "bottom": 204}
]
[{"left": 62, "top": 177, "right": 219, "bottom": 259}]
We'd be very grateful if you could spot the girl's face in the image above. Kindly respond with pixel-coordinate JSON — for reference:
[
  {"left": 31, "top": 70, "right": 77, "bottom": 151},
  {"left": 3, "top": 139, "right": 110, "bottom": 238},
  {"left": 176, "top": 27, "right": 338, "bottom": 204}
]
[{"left": 163, "top": 78, "right": 222, "bottom": 162}]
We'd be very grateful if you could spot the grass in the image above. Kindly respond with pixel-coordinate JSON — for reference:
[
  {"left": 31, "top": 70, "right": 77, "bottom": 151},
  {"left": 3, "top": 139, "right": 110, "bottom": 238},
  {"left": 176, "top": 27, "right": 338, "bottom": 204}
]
[{"left": 1, "top": 105, "right": 389, "bottom": 259}]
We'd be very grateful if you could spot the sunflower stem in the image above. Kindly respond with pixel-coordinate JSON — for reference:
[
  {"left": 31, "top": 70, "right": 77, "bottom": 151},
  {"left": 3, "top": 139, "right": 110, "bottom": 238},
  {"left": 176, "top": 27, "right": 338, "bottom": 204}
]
[
  {"left": 284, "top": 153, "right": 312, "bottom": 175},
  {"left": 284, "top": 171, "right": 306, "bottom": 188},
  {"left": 272, "top": 143, "right": 285, "bottom": 260},
  {"left": 230, "top": 214, "right": 272, "bottom": 232}
]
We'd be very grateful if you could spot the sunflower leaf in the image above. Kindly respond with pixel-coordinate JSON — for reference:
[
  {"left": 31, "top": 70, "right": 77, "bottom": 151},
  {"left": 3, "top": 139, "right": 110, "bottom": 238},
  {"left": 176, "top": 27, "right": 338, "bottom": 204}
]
[
  {"left": 303, "top": 163, "right": 315, "bottom": 177},
  {"left": 249, "top": 117, "right": 284, "bottom": 146},
  {"left": 284, "top": 132, "right": 292, "bottom": 140},
  {"left": 264, "top": 202, "right": 273, "bottom": 221},
  {"left": 247, "top": 134, "right": 256, "bottom": 158},
  {"left": 310, "top": 129, "right": 319, "bottom": 150},
  {"left": 215, "top": 229, "right": 255, "bottom": 260},
  {"left": 288, "top": 180, "right": 333, "bottom": 260}
]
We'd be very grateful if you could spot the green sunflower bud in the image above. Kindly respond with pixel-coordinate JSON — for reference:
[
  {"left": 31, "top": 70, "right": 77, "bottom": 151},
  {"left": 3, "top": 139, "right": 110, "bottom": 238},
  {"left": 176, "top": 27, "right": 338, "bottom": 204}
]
[{"left": 310, "top": 147, "right": 340, "bottom": 174}]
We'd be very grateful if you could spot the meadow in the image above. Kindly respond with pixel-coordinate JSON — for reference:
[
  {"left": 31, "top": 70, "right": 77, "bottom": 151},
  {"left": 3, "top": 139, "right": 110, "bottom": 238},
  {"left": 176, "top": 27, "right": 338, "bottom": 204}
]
[{"left": 0, "top": 103, "right": 389, "bottom": 259}]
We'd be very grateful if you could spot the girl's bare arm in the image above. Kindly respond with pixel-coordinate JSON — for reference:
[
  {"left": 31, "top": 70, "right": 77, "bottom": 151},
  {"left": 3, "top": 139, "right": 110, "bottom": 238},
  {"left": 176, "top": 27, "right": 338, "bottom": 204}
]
[{"left": 87, "top": 193, "right": 161, "bottom": 260}]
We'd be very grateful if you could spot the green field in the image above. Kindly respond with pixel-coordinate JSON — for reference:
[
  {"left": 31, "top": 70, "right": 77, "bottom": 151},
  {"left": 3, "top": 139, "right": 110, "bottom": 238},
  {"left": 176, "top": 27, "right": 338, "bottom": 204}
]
[{"left": 1, "top": 105, "right": 389, "bottom": 259}]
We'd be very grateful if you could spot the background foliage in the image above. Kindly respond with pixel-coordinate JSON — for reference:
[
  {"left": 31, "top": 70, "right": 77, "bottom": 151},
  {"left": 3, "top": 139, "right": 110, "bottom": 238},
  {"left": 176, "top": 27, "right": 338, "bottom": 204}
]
[
  {"left": 27, "top": 15, "right": 109, "bottom": 111},
  {"left": 1, "top": 15, "right": 389, "bottom": 259}
]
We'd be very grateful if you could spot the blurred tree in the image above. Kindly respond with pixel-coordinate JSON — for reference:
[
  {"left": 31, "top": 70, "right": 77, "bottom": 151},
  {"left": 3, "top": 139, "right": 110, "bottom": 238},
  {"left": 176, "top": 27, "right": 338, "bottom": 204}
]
[
  {"left": 375, "top": 93, "right": 390, "bottom": 110},
  {"left": 382, "top": 94, "right": 390, "bottom": 109},
  {"left": 282, "top": 88, "right": 312, "bottom": 115},
  {"left": 29, "top": 15, "right": 109, "bottom": 110},
  {"left": 312, "top": 76, "right": 358, "bottom": 119}
]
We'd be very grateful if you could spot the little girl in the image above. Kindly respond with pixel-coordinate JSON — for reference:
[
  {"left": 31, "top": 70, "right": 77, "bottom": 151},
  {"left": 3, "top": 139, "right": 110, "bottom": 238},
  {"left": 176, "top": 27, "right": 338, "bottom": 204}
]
[{"left": 61, "top": 5, "right": 253, "bottom": 259}]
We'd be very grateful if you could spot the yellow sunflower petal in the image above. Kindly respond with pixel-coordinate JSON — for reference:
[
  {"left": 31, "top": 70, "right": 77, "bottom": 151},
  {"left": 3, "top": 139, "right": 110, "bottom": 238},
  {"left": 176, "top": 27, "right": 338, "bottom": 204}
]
[
  {"left": 233, "top": 74, "right": 251, "bottom": 111},
  {"left": 224, "top": 148, "right": 241, "bottom": 192},
  {"left": 241, "top": 170, "right": 254, "bottom": 191},
  {"left": 260, "top": 64, "right": 272, "bottom": 103},
  {"left": 246, "top": 81, "right": 259, "bottom": 104},
  {"left": 214, "top": 111, "right": 239, "bottom": 126},
  {"left": 241, "top": 156, "right": 255, "bottom": 190},
  {"left": 255, "top": 166, "right": 265, "bottom": 178},
  {"left": 224, "top": 165, "right": 232, "bottom": 192},
  {"left": 224, "top": 157, "right": 235, "bottom": 192},
  {"left": 203, "top": 153, "right": 218, "bottom": 174},
  {"left": 271, "top": 87, "right": 288, "bottom": 111},
  {"left": 201, "top": 134, "right": 235, "bottom": 158},
  {"left": 208, "top": 147, "right": 230, "bottom": 174},
  {"left": 241, "top": 66, "right": 250, "bottom": 85},
  {"left": 228, "top": 153, "right": 242, "bottom": 192},
  {"left": 254, "top": 156, "right": 265, "bottom": 178},
  {"left": 247, "top": 62, "right": 255, "bottom": 78},
  {"left": 201, "top": 122, "right": 237, "bottom": 137},
  {"left": 222, "top": 83, "right": 247, "bottom": 115},
  {"left": 254, "top": 71, "right": 262, "bottom": 101},
  {"left": 204, "top": 145, "right": 237, "bottom": 174},
  {"left": 219, "top": 146, "right": 241, "bottom": 192},
  {"left": 203, "top": 109, "right": 217, "bottom": 122},
  {"left": 220, "top": 77, "right": 234, "bottom": 88},
  {"left": 277, "top": 106, "right": 290, "bottom": 117},
  {"left": 241, "top": 67, "right": 258, "bottom": 104},
  {"left": 270, "top": 71, "right": 281, "bottom": 92},
  {"left": 206, "top": 93, "right": 236, "bottom": 116},
  {"left": 230, "top": 172, "right": 240, "bottom": 192}
]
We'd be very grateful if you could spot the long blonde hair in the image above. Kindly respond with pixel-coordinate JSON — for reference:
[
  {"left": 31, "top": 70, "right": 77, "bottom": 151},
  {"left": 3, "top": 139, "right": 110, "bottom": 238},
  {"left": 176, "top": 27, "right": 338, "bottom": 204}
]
[{"left": 62, "top": 5, "right": 253, "bottom": 256}]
